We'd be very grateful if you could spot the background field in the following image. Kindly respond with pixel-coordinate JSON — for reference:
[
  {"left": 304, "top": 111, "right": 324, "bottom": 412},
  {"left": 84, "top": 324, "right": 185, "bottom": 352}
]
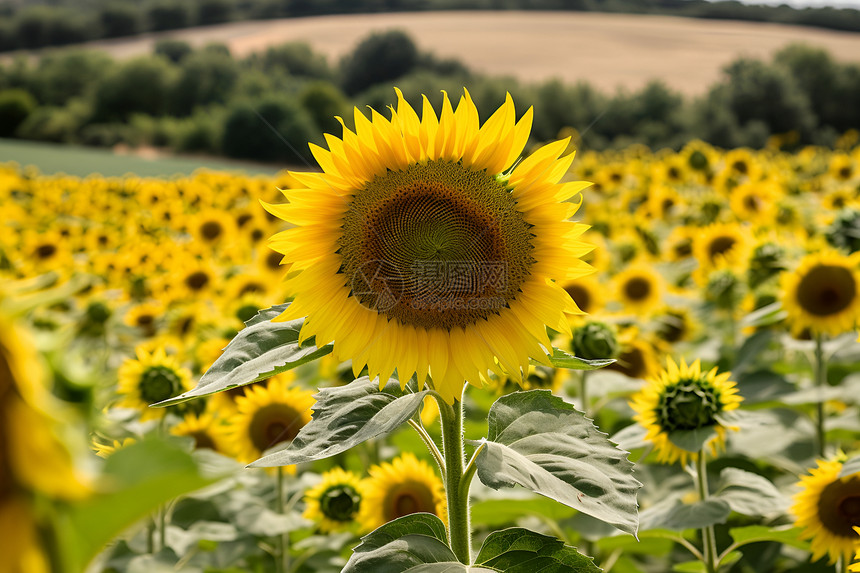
[{"left": 74, "top": 11, "right": 860, "bottom": 95}]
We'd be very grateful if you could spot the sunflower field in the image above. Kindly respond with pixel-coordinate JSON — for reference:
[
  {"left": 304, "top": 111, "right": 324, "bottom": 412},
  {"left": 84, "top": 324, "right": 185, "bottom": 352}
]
[{"left": 2, "top": 91, "right": 860, "bottom": 573}]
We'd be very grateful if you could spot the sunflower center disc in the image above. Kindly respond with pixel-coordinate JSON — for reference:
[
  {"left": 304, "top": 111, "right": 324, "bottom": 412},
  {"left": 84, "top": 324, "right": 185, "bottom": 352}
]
[
  {"left": 624, "top": 277, "right": 651, "bottom": 301},
  {"left": 657, "top": 378, "right": 721, "bottom": 432},
  {"left": 797, "top": 265, "right": 856, "bottom": 316},
  {"left": 321, "top": 486, "right": 361, "bottom": 522},
  {"left": 386, "top": 482, "right": 436, "bottom": 521},
  {"left": 818, "top": 478, "right": 860, "bottom": 537},
  {"left": 340, "top": 161, "right": 534, "bottom": 330},
  {"left": 249, "top": 404, "right": 302, "bottom": 452},
  {"left": 139, "top": 365, "right": 182, "bottom": 404}
]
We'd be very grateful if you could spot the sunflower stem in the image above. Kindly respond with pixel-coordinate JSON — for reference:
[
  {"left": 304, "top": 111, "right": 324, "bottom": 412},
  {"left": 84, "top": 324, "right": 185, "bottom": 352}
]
[
  {"left": 579, "top": 371, "right": 590, "bottom": 416},
  {"left": 696, "top": 449, "right": 718, "bottom": 573},
  {"left": 814, "top": 333, "right": 827, "bottom": 458},
  {"left": 438, "top": 392, "right": 472, "bottom": 564},
  {"left": 408, "top": 418, "right": 445, "bottom": 475},
  {"left": 276, "top": 466, "right": 289, "bottom": 573}
]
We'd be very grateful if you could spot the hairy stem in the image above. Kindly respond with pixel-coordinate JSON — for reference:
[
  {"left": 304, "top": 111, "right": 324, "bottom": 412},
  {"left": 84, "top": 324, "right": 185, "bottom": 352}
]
[
  {"left": 437, "top": 391, "right": 472, "bottom": 564},
  {"left": 697, "top": 449, "right": 718, "bottom": 573}
]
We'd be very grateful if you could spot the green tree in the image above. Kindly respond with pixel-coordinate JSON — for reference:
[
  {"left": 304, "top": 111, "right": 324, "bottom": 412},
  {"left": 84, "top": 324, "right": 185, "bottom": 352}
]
[
  {"left": 170, "top": 50, "right": 239, "bottom": 116},
  {"left": 93, "top": 56, "right": 177, "bottom": 121},
  {"left": 98, "top": 3, "right": 141, "bottom": 38},
  {"left": 300, "top": 81, "right": 350, "bottom": 135},
  {"left": 341, "top": 30, "right": 418, "bottom": 95},
  {"left": 221, "top": 96, "right": 317, "bottom": 164},
  {"left": 0, "top": 89, "right": 36, "bottom": 137}
]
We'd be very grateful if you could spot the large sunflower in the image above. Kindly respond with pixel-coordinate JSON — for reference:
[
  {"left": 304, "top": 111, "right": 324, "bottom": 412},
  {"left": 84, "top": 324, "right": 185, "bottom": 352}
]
[
  {"left": 221, "top": 376, "right": 314, "bottom": 465},
  {"left": 265, "top": 89, "right": 592, "bottom": 402},
  {"left": 629, "top": 357, "right": 742, "bottom": 465},
  {"left": 781, "top": 251, "right": 860, "bottom": 337},
  {"left": 792, "top": 458, "right": 860, "bottom": 564},
  {"left": 357, "top": 452, "right": 446, "bottom": 532},
  {"left": 303, "top": 467, "right": 366, "bottom": 533}
]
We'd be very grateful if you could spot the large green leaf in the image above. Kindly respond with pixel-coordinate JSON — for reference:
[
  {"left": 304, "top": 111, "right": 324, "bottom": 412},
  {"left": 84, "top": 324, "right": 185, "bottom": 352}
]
[
  {"left": 342, "top": 513, "right": 477, "bottom": 573},
  {"left": 727, "top": 525, "right": 809, "bottom": 551},
  {"left": 471, "top": 497, "right": 578, "bottom": 527},
  {"left": 474, "top": 528, "right": 601, "bottom": 572},
  {"left": 250, "top": 376, "right": 428, "bottom": 467},
  {"left": 639, "top": 497, "right": 730, "bottom": 532},
  {"left": 54, "top": 438, "right": 214, "bottom": 572},
  {"left": 666, "top": 426, "right": 718, "bottom": 453},
  {"left": 533, "top": 348, "right": 615, "bottom": 370},
  {"left": 713, "top": 468, "right": 787, "bottom": 516},
  {"left": 153, "top": 304, "right": 332, "bottom": 407},
  {"left": 470, "top": 390, "right": 641, "bottom": 536}
]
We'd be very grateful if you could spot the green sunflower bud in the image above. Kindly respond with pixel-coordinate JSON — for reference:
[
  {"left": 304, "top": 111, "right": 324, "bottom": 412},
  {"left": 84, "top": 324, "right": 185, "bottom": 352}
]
[{"left": 571, "top": 321, "right": 619, "bottom": 361}]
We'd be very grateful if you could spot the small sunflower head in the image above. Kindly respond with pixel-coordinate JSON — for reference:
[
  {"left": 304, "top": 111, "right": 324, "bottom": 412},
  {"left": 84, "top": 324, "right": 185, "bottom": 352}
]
[
  {"left": 792, "top": 458, "right": 860, "bottom": 565},
  {"left": 630, "top": 357, "right": 741, "bottom": 465},
  {"left": 303, "top": 468, "right": 365, "bottom": 533},
  {"left": 781, "top": 251, "right": 860, "bottom": 337},
  {"left": 747, "top": 242, "right": 787, "bottom": 289},
  {"left": 571, "top": 321, "right": 620, "bottom": 361},
  {"left": 826, "top": 209, "right": 860, "bottom": 254},
  {"left": 705, "top": 268, "right": 745, "bottom": 311},
  {"left": 117, "top": 347, "right": 192, "bottom": 421}
]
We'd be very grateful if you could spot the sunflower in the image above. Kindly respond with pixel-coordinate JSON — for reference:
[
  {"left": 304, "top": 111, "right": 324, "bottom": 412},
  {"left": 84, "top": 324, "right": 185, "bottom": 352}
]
[
  {"left": 190, "top": 209, "right": 237, "bottom": 248},
  {"left": 171, "top": 413, "right": 227, "bottom": 452},
  {"left": 849, "top": 527, "right": 860, "bottom": 572},
  {"left": 561, "top": 275, "right": 604, "bottom": 316},
  {"left": 303, "top": 467, "right": 366, "bottom": 533},
  {"left": 605, "top": 328, "right": 661, "bottom": 381},
  {"left": 265, "top": 89, "right": 592, "bottom": 403},
  {"left": 357, "top": 452, "right": 446, "bottom": 532},
  {"left": 116, "top": 346, "right": 193, "bottom": 421},
  {"left": 613, "top": 263, "right": 663, "bottom": 315},
  {"left": 829, "top": 153, "right": 857, "bottom": 182},
  {"left": 729, "top": 180, "right": 780, "bottom": 225},
  {"left": 91, "top": 437, "right": 137, "bottom": 459},
  {"left": 221, "top": 375, "right": 314, "bottom": 465},
  {"left": 695, "top": 223, "right": 751, "bottom": 276},
  {"left": 781, "top": 251, "right": 860, "bottom": 337},
  {"left": 792, "top": 457, "right": 860, "bottom": 564},
  {"left": 629, "top": 357, "right": 742, "bottom": 465}
]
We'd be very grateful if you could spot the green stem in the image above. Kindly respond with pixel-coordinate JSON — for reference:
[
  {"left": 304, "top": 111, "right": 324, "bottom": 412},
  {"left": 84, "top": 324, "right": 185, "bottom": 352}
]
[
  {"left": 408, "top": 418, "right": 446, "bottom": 474},
  {"left": 146, "top": 518, "right": 155, "bottom": 554},
  {"left": 159, "top": 505, "right": 167, "bottom": 551},
  {"left": 579, "top": 371, "right": 590, "bottom": 417},
  {"left": 814, "top": 333, "right": 827, "bottom": 458},
  {"left": 276, "top": 467, "right": 289, "bottom": 573},
  {"left": 696, "top": 449, "right": 718, "bottom": 573},
  {"left": 437, "top": 391, "right": 472, "bottom": 564}
]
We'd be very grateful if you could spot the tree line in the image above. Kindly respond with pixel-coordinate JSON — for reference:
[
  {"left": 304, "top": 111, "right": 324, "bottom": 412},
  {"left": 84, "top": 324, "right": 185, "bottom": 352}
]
[
  {"left": 2, "top": 0, "right": 860, "bottom": 53},
  {"left": 0, "top": 31, "right": 857, "bottom": 165}
]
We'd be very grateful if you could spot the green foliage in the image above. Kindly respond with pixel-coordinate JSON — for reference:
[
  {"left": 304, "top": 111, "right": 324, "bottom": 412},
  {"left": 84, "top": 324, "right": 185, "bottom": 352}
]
[
  {"left": 471, "top": 390, "right": 641, "bottom": 535},
  {"left": 221, "top": 95, "right": 318, "bottom": 163},
  {"left": 170, "top": 50, "right": 239, "bottom": 115},
  {"left": 250, "top": 376, "right": 430, "bottom": 467},
  {"left": 300, "top": 81, "right": 351, "bottom": 135},
  {"left": 154, "top": 39, "right": 193, "bottom": 64},
  {"left": 343, "top": 514, "right": 600, "bottom": 573},
  {"left": 154, "top": 304, "right": 333, "bottom": 407},
  {"left": 0, "top": 88, "right": 36, "bottom": 137},
  {"left": 93, "top": 56, "right": 178, "bottom": 121},
  {"left": 250, "top": 42, "right": 333, "bottom": 79},
  {"left": 341, "top": 30, "right": 419, "bottom": 95},
  {"left": 146, "top": 1, "right": 190, "bottom": 31},
  {"left": 98, "top": 3, "right": 141, "bottom": 38},
  {"left": 30, "top": 50, "right": 114, "bottom": 106}
]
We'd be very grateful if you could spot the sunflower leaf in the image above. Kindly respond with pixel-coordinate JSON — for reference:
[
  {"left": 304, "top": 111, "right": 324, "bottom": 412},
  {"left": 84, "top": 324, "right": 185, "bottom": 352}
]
[
  {"left": 468, "top": 390, "right": 641, "bottom": 536},
  {"left": 840, "top": 455, "right": 860, "bottom": 478},
  {"left": 474, "top": 528, "right": 601, "bottom": 572},
  {"left": 713, "top": 468, "right": 788, "bottom": 516},
  {"left": 249, "top": 376, "right": 428, "bottom": 467},
  {"left": 152, "top": 304, "right": 332, "bottom": 407},
  {"left": 536, "top": 348, "right": 615, "bottom": 370},
  {"left": 666, "top": 426, "right": 718, "bottom": 453},
  {"left": 727, "top": 525, "right": 809, "bottom": 551},
  {"left": 343, "top": 514, "right": 478, "bottom": 573},
  {"left": 639, "top": 497, "right": 731, "bottom": 531}
]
